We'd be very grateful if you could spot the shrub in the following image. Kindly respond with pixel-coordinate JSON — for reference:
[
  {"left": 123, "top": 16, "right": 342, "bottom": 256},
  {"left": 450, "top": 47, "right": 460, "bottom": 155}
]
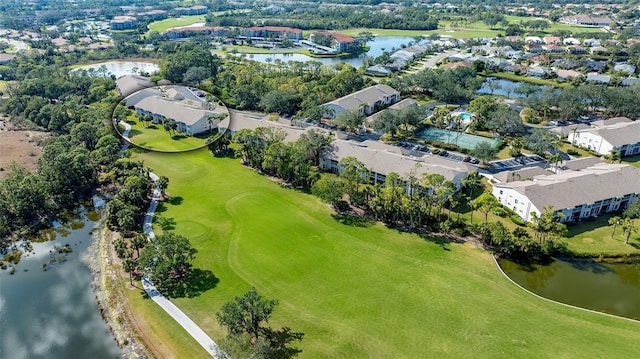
[
  {"left": 491, "top": 207, "right": 509, "bottom": 217},
  {"left": 335, "top": 200, "right": 350, "bottom": 211},
  {"left": 566, "top": 148, "right": 581, "bottom": 156},
  {"left": 453, "top": 227, "right": 469, "bottom": 237},
  {"left": 509, "top": 147, "right": 522, "bottom": 157},
  {"left": 510, "top": 214, "right": 526, "bottom": 226}
]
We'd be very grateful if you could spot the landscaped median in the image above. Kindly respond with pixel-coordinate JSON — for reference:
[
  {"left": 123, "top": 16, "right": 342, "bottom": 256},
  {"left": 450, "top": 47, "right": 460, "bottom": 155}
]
[{"left": 111, "top": 148, "right": 640, "bottom": 358}]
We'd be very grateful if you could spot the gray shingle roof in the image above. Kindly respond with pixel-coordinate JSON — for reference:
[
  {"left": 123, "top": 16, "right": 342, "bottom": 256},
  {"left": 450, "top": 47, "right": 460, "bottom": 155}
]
[
  {"left": 116, "top": 74, "right": 155, "bottom": 97},
  {"left": 494, "top": 166, "right": 551, "bottom": 183},
  {"left": 562, "top": 156, "right": 604, "bottom": 171},
  {"left": 587, "top": 120, "right": 640, "bottom": 146},
  {"left": 324, "top": 84, "right": 399, "bottom": 112},
  {"left": 135, "top": 96, "right": 219, "bottom": 126},
  {"left": 224, "top": 109, "right": 308, "bottom": 143},
  {"left": 590, "top": 116, "right": 633, "bottom": 128},
  {"left": 495, "top": 164, "right": 640, "bottom": 211},
  {"left": 323, "top": 140, "right": 470, "bottom": 183}
]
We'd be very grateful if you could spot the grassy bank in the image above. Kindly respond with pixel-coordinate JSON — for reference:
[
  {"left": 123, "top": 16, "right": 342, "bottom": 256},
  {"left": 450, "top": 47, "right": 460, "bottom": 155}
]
[
  {"left": 122, "top": 148, "right": 640, "bottom": 358},
  {"left": 563, "top": 215, "right": 640, "bottom": 256},
  {"left": 487, "top": 72, "right": 572, "bottom": 88},
  {"left": 147, "top": 15, "right": 206, "bottom": 34},
  {"left": 119, "top": 118, "right": 209, "bottom": 152}
]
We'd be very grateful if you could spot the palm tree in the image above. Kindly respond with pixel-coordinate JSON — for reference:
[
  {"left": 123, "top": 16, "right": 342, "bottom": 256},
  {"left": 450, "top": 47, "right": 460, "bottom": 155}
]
[
  {"left": 609, "top": 216, "right": 622, "bottom": 238},
  {"left": 157, "top": 175, "right": 169, "bottom": 197},
  {"left": 621, "top": 218, "right": 638, "bottom": 244},
  {"left": 570, "top": 127, "right": 579, "bottom": 145},
  {"left": 548, "top": 153, "right": 562, "bottom": 171},
  {"left": 130, "top": 233, "right": 147, "bottom": 258},
  {"left": 609, "top": 149, "right": 621, "bottom": 164},
  {"left": 123, "top": 254, "right": 137, "bottom": 285}
]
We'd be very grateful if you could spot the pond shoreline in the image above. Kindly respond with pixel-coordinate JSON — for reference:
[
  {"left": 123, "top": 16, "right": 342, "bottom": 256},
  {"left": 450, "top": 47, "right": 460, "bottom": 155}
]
[
  {"left": 493, "top": 254, "right": 640, "bottom": 323},
  {"left": 89, "top": 225, "right": 152, "bottom": 358},
  {"left": 69, "top": 57, "right": 159, "bottom": 69}
]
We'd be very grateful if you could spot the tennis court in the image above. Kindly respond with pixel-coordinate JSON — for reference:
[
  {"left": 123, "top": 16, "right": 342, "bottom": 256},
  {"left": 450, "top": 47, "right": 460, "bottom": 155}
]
[{"left": 416, "top": 127, "right": 499, "bottom": 150}]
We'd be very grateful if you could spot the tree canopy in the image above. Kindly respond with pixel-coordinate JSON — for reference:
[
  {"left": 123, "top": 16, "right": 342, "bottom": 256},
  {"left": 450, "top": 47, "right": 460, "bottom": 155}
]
[{"left": 139, "top": 232, "right": 197, "bottom": 297}]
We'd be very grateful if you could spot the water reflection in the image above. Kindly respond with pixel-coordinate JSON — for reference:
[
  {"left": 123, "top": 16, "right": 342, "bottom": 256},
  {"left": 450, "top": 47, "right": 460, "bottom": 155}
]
[
  {"left": 478, "top": 78, "right": 544, "bottom": 98},
  {"left": 242, "top": 36, "right": 415, "bottom": 68},
  {"left": 499, "top": 258, "right": 640, "bottom": 319},
  {"left": 0, "top": 212, "right": 121, "bottom": 358},
  {"left": 73, "top": 61, "right": 159, "bottom": 78}
]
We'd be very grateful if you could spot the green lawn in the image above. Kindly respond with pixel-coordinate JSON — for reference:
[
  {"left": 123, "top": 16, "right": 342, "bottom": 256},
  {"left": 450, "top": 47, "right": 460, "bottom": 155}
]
[
  {"left": 120, "top": 117, "right": 209, "bottom": 152},
  {"left": 502, "top": 15, "right": 604, "bottom": 34},
  {"left": 147, "top": 15, "right": 207, "bottom": 34},
  {"left": 340, "top": 27, "right": 501, "bottom": 39},
  {"left": 623, "top": 154, "right": 640, "bottom": 169},
  {"left": 340, "top": 20, "right": 600, "bottom": 40},
  {"left": 564, "top": 215, "right": 640, "bottom": 256},
  {"left": 127, "top": 149, "right": 640, "bottom": 358},
  {"left": 559, "top": 142, "right": 593, "bottom": 158}
]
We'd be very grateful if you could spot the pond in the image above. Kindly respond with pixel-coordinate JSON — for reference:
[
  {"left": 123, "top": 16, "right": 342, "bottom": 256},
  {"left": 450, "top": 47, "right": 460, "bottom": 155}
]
[
  {"left": 73, "top": 61, "right": 160, "bottom": 78},
  {"left": 0, "top": 205, "right": 121, "bottom": 358},
  {"left": 499, "top": 257, "right": 640, "bottom": 320},
  {"left": 477, "top": 77, "right": 545, "bottom": 98},
  {"left": 237, "top": 36, "right": 415, "bottom": 68}
]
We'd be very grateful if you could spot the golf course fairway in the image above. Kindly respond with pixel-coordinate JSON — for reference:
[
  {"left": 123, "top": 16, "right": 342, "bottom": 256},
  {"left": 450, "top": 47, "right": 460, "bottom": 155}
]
[{"left": 125, "top": 148, "right": 640, "bottom": 358}]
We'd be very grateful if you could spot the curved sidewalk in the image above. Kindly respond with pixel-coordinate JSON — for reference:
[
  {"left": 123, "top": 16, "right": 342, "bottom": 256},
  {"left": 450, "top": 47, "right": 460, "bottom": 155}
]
[
  {"left": 116, "top": 120, "right": 223, "bottom": 357},
  {"left": 142, "top": 175, "right": 223, "bottom": 358}
]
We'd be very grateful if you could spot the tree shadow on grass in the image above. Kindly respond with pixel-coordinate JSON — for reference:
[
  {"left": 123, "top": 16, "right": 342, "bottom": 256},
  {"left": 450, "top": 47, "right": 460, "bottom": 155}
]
[
  {"left": 154, "top": 202, "right": 168, "bottom": 213},
  {"left": 171, "top": 134, "right": 190, "bottom": 141},
  {"left": 416, "top": 232, "right": 462, "bottom": 251},
  {"left": 140, "top": 269, "right": 219, "bottom": 299},
  {"left": 153, "top": 215, "right": 176, "bottom": 231},
  {"left": 170, "top": 269, "right": 220, "bottom": 298},
  {"left": 168, "top": 196, "right": 183, "bottom": 206},
  {"left": 128, "top": 129, "right": 142, "bottom": 138},
  {"left": 331, "top": 213, "right": 374, "bottom": 227}
]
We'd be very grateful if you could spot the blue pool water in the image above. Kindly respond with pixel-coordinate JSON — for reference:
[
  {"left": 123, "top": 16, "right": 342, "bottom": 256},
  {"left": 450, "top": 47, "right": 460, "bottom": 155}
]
[{"left": 459, "top": 113, "right": 472, "bottom": 120}]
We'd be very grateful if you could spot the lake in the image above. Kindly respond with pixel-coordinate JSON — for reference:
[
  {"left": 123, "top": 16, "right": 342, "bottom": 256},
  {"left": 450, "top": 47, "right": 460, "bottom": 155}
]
[
  {"left": 0, "top": 206, "right": 121, "bottom": 358},
  {"left": 478, "top": 77, "right": 545, "bottom": 98},
  {"left": 237, "top": 36, "right": 415, "bottom": 68},
  {"left": 73, "top": 61, "right": 160, "bottom": 78},
  {"left": 499, "top": 257, "right": 640, "bottom": 320}
]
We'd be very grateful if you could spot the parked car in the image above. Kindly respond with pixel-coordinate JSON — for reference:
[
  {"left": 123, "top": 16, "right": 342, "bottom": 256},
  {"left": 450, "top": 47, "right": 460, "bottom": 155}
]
[
  {"left": 438, "top": 150, "right": 448, "bottom": 156},
  {"left": 470, "top": 158, "right": 480, "bottom": 164},
  {"left": 463, "top": 156, "right": 471, "bottom": 162}
]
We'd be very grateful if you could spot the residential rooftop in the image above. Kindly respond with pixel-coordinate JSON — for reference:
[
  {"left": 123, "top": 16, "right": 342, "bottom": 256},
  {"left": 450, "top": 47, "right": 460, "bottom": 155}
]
[{"left": 494, "top": 163, "right": 640, "bottom": 212}]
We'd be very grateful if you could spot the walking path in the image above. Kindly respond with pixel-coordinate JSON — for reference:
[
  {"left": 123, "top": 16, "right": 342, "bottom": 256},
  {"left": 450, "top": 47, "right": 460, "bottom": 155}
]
[
  {"left": 117, "top": 119, "right": 131, "bottom": 152},
  {"left": 116, "top": 120, "right": 223, "bottom": 358}
]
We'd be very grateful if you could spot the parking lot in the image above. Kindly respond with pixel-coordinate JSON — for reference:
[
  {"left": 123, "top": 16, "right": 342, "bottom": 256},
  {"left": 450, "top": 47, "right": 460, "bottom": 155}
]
[
  {"left": 397, "top": 141, "right": 430, "bottom": 153},
  {"left": 397, "top": 141, "right": 481, "bottom": 165},
  {"left": 490, "top": 155, "right": 545, "bottom": 170}
]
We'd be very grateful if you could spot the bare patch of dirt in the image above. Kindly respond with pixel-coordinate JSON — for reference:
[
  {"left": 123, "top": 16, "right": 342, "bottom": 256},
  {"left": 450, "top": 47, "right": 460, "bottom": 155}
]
[{"left": 0, "top": 116, "right": 49, "bottom": 178}]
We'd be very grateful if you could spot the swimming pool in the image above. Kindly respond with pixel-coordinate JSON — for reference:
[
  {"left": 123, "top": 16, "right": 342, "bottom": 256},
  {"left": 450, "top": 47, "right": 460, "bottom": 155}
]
[
  {"left": 415, "top": 126, "right": 499, "bottom": 150},
  {"left": 459, "top": 113, "right": 472, "bottom": 120}
]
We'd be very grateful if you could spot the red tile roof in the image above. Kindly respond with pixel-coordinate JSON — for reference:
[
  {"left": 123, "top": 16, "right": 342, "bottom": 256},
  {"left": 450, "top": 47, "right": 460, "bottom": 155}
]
[{"left": 314, "top": 31, "right": 356, "bottom": 43}]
